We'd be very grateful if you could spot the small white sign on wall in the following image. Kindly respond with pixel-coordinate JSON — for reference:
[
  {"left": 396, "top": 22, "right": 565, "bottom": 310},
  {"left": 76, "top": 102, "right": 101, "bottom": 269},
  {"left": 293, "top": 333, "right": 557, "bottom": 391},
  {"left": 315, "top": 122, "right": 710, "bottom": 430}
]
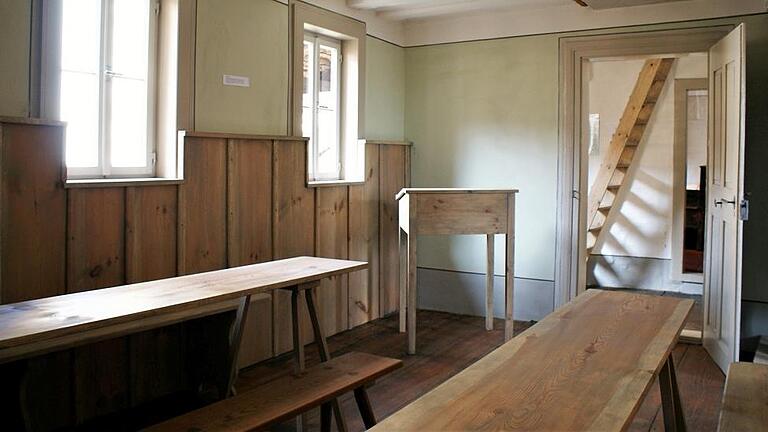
[{"left": 223, "top": 74, "right": 250, "bottom": 87}]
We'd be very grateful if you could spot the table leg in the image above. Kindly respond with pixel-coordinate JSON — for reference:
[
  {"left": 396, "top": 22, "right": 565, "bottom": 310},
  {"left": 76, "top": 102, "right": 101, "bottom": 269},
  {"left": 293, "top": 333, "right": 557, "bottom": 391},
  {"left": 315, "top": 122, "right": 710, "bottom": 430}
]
[
  {"left": 226, "top": 295, "right": 251, "bottom": 397},
  {"left": 407, "top": 229, "right": 418, "bottom": 355},
  {"left": 659, "top": 355, "right": 687, "bottom": 432},
  {"left": 354, "top": 387, "right": 377, "bottom": 429},
  {"left": 504, "top": 195, "right": 515, "bottom": 342},
  {"left": 486, "top": 234, "right": 495, "bottom": 331},
  {"left": 399, "top": 228, "right": 408, "bottom": 333},
  {"left": 291, "top": 288, "right": 305, "bottom": 373},
  {"left": 306, "top": 284, "right": 348, "bottom": 432}
]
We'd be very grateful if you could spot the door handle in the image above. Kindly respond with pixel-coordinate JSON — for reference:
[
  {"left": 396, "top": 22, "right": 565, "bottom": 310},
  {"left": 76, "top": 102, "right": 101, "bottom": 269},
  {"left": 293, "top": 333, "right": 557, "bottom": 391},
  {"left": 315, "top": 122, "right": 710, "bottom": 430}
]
[{"left": 715, "top": 198, "right": 737, "bottom": 207}]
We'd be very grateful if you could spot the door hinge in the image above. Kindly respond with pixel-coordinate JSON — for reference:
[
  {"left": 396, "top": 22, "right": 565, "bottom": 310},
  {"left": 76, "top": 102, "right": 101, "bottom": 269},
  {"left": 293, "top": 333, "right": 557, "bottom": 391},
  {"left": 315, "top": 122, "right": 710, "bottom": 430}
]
[
  {"left": 154, "top": 1, "right": 161, "bottom": 15},
  {"left": 740, "top": 198, "right": 750, "bottom": 221},
  {"left": 572, "top": 190, "right": 580, "bottom": 200}
]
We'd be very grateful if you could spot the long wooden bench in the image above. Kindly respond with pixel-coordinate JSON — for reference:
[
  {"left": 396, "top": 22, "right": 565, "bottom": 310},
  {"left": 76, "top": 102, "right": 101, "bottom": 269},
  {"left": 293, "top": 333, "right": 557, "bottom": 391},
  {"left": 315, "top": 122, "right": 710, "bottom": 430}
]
[
  {"left": 718, "top": 362, "right": 768, "bottom": 431},
  {"left": 371, "top": 289, "right": 693, "bottom": 431},
  {"left": 146, "top": 352, "right": 402, "bottom": 432}
]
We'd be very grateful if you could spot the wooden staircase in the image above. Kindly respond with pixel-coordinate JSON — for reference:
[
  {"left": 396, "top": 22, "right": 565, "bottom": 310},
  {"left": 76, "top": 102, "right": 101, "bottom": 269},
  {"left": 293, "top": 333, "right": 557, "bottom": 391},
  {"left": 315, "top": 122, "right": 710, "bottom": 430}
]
[{"left": 586, "top": 58, "right": 675, "bottom": 254}]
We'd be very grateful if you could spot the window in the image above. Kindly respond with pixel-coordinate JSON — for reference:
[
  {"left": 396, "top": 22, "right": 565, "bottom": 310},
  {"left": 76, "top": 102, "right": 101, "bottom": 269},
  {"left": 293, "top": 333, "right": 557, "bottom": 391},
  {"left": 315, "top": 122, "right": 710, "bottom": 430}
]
[
  {"left": 292, "top": 1, "right": 366, "bottom": 184},
  {"left": 303, "top": 33, "right": 342, "bottom": 180},
  {"left": 55, "top": 0, "right": 158, "bottom": 178}
]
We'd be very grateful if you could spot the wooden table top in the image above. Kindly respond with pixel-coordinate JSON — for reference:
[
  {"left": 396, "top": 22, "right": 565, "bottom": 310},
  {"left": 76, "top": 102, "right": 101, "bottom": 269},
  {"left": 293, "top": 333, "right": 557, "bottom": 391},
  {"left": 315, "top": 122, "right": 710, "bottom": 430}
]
[
  {"left": 718, "top": 362, "right": 768, "bottom": 431},
  {"left": 396, "top": 188, "right": 518, "bottom": 200},
  {"left": 0, "top": 257, "right": 365, "bottom": 353},
  {"left": 371, "top": 289, "right": 693, "bottom": 431}
]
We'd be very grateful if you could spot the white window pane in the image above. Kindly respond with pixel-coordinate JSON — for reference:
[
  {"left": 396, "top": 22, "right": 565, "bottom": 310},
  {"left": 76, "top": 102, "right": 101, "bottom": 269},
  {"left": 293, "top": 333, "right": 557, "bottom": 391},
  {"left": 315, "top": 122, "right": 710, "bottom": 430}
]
[
  {"left": 317, "top": 44, "right": 338, "bottom": 110},
  {"left": 109, "top": 77, "right": 148, "bottom": 167},
  {"left": 316, "top": 109, "right": 338, "bottom": 176},
  {"left": 302, "top": 40, "right": 314, "bottom": 138},
  {"left": 61, "top": 71, "right": 100, "bottom": 167},
  {"left": 111, "top": 0, "right": 150, "bottom": 78},
  {"left": 316, "top": 43, "right": 339, "bottom": 177},
  {"left": 61, "top": 0, "right": 100, "bottom": 73}
]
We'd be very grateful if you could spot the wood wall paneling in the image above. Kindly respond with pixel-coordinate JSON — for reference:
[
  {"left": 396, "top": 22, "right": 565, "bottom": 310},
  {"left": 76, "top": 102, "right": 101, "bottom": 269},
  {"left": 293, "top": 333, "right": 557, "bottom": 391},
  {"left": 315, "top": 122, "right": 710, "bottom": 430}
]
[
  {"left": 126, "top": 185, "right": 178, "bottom": 283},
  {"left": 227, "top": 139, "right": 273, "bottom": 267},
  {"left": 67, "top": 187, "right": 126, "bottom": 293},
  {"left": 315, "top": 186, "right": 349, "bottom": 336},
  {"left": 379, "top": 145, "right": 408, "bottom": 316},
  {"left": 348, "top": 144, "right": 380, "bottom": 325},
  {"left": 0, "top": 123, "right": 66, "bottom": 303},
  {"left": 178, "top": 137, "right": 228, "bottom": 275},
  {"left": 227, "top": 138, "right": 274, "bottom": 366},
  {"left": 272, "top": 139, "right": 315, "bottom": 354},
  {"left": 74, "top": 338, "right": 130, "bottom": 424}
]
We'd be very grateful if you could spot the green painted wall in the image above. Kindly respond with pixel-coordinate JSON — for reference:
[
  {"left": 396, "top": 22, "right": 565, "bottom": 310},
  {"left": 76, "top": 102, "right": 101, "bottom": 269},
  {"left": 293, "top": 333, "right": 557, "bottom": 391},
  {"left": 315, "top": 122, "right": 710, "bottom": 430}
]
[
  {"left": 195, "top": 0, "right": 289, "bottom": 135},
  {"left": 406, "top": 35, "right": 558, "bottom": 281},
  {"left": 405, "top": 14, "right": 768, "bottom": 296},
  {"left": 365, "top": 36, "right": 405, "bottom": 140},
  {"left": 0, "top": 0, "right": 30, "bottom": 117}
]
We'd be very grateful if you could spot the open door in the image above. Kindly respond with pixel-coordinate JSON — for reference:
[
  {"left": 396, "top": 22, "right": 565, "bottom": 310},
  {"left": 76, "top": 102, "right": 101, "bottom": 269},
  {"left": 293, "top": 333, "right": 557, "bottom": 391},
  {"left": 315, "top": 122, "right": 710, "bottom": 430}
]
[{"left": 703, "top": 24, "right": 746, "bottom": 372}]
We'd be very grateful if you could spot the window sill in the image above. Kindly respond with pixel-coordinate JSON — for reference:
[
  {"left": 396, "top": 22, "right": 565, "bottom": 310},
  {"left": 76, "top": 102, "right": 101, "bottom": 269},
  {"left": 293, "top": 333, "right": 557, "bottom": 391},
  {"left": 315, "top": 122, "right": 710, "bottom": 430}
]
[
  {"left": 307, "top": 179, "right": 365, "bottom": 188},
  {"left": 65, "top": 177, "right": 184, "bottom": 189}
]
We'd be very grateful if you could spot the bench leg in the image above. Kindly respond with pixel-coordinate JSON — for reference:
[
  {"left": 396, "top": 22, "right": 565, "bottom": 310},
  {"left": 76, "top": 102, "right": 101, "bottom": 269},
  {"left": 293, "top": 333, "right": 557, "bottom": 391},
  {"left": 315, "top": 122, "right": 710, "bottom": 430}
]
[
  {"left": 305, "top": 285, "right": 348, "bottom": 432},
  {"left": 659, "top": 355, "right": 686, "bottom": 432},
  {"left": 226, "top": 295, "right": 251, "bottom": 397},
  {"left": 354, "top": 387, "right": 377, "bottom": 429},
  {"left": 291, "top": 289, "right": 305, "bottom": 373},
  {"left": 486, "top": 234, "right": 494, "bottom": 331}
]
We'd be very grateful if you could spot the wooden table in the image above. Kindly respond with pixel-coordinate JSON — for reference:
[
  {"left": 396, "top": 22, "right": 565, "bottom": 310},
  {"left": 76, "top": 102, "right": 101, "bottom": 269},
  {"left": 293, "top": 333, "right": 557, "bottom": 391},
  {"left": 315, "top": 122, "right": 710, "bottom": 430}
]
[
  {"left": 396, "top": 188, "right": 518, "bottom": 354},
  {"left": 718, "top": 362, "right": 768, "bottom": 431},
  {"left": 372, "top": 289, "right": 693, "bottom": 431}
]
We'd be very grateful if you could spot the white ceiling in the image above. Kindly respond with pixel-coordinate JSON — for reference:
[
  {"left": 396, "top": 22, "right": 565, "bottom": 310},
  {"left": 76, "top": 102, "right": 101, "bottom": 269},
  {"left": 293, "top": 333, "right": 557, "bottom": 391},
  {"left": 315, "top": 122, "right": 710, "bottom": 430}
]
[{"left": 346, "top": 0, "right": 574, "bottom": 21}]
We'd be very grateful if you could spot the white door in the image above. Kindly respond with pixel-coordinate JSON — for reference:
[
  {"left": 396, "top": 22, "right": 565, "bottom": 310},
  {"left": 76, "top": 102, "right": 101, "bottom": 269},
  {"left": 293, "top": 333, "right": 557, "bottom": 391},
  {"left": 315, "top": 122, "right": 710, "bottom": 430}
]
[{"left": 703, "top": 24, "right": 746, "bottom": 372}]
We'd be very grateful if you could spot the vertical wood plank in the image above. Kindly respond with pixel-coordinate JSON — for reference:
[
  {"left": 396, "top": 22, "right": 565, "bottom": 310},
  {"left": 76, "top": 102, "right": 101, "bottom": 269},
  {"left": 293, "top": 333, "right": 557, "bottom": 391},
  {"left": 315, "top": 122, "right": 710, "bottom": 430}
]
[
  {"left": 379, "top": 145, "right": 407, "bottom": 316},
  {"left": 178, "top": 137, "right": 227, "bottom": 275},
  {"left": 67, "top": 187, "right": 129, "bottom": 424},
  {"left": 125, "top": 185, "right": 182, "bottom": 407},
  {"left": 0, "top": 123, "right": 66, "bottom": 303},
  {"left": 272, "top": 138, "right": 314, "bottom": 354},
  {"left": 67, "top": 188, "right": 126, "bottom": 293},
  {"left": 227, "top": 138, "right": 274, "bottom": 366},
  {"left": 349, "top": 144, "right": 379, "bottom": 326},
  {"left": 315, "top": 186, "right": 349, "bottom": 336},
  {"left": 126, "top": 185, "right": 178, "bottom": 283},
  {"left": 227, "top": 139, "right": 273, "bottom": 266}
]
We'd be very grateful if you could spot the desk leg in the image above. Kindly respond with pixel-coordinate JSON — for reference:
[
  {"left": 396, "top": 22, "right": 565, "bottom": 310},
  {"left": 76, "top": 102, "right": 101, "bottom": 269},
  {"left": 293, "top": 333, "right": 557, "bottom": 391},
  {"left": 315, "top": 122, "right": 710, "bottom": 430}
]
[
  {"left": 407, "top": 229, "right": 418, "bottom": 355},
  {"left": 306, "top": 287, "right": 348, "bottom": 432},
  {"left": 290, "top": 288, "right": 307, "bottom": 432},
  {"left": 659, "top": 355, "right": 686, "bottom": 432},
  {"left": 399, "top": 228, "right": 407, "bottom": 333},
  {"left": 486, "top": 234, "right": 495, "bottom": 331},
  {"left": 504, "top": 195, "right": 516, "bottom": 342},
  {"left": 226, "top": 295, "right": 251, "bottom": 397}
]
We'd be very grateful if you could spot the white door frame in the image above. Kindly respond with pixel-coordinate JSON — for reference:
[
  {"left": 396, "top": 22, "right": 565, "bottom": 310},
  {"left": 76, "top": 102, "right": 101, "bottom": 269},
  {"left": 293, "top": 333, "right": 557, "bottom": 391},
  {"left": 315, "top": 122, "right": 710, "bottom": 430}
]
[{"left": 554, "top": 26, "right": 732, "bottom": 308}]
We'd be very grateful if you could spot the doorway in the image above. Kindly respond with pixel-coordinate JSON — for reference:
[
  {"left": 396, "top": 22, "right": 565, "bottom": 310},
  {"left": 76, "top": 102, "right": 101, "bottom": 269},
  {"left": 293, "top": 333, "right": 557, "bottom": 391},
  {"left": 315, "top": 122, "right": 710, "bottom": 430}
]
[
  {"left": 555, "top": 25, "right": 747, "bottom": 372},
  {"left": 581, "top": 54, "right": 707, "bottom": 339}
]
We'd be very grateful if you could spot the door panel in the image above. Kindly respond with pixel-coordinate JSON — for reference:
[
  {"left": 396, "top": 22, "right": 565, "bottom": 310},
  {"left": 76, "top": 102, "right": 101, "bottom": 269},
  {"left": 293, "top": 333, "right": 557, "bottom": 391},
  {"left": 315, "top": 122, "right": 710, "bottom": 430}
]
[{"left": 703, "top": 24, "right": 745, "bottom": 372}]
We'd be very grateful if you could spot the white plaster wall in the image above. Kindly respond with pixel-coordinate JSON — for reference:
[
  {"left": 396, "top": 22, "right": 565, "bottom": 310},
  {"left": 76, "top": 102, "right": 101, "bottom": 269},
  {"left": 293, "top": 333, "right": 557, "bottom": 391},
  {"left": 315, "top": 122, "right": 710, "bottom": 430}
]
[{"left": 586, "top": 54, "right": 707, "bottom": 259}]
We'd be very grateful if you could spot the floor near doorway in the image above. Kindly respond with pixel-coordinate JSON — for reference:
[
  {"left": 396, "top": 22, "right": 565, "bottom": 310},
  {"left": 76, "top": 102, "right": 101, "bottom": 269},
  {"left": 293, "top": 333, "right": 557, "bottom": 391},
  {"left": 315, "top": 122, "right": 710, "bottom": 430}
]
[{"left": 238, "top": 308, "right": 723, "bottom": 432}]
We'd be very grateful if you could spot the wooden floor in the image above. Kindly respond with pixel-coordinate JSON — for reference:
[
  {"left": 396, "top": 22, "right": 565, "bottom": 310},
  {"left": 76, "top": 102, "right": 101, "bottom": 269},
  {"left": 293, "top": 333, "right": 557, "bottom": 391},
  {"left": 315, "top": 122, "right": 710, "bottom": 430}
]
[{"left": 237, "top": 309, "right": 724, "bottom": 432}]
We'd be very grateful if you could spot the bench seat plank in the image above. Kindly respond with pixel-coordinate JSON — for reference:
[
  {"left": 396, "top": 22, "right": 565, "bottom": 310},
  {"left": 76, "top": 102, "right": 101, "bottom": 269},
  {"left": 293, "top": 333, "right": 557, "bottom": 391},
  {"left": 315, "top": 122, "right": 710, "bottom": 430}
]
[
  {"left": 371, "top": 290, "right": 692, "bottom": 431},
  {"left": 147, "top": 352, "right": 402, "bottom": 432},
  {"left": 718, "top": 362, "right": 768, "bottom": 432},
  {"left": 0, "top": 256, "right": 366, "bottom": 363}
]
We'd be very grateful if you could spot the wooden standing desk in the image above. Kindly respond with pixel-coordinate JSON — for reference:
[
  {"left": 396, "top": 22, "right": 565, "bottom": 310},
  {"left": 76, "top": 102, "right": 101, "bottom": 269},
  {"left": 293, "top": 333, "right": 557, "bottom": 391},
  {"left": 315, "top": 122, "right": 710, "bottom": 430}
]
[
  {"left": 396, "top": 188, "right": 518, "bottom": 354},
  {"left": 372, "top": 290, "right": 693, "bottom": 432}
]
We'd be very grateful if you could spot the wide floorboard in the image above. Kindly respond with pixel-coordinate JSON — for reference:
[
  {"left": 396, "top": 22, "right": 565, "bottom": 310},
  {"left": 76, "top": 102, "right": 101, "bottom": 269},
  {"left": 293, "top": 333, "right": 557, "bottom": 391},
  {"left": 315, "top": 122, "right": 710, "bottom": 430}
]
[{"left": 238, "top": 310, "right": 724, "bottom": 432}]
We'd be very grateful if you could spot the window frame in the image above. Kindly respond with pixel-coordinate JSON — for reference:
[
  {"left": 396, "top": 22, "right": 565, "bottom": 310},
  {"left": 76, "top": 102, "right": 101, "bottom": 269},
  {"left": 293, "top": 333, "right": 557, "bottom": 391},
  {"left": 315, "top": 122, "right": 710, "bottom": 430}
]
[
  {"left": 44, "top": 0, "right": 160, "bottom": 179},
  {"left": 303, "top": 31, "right": 343, "bottom": 181}
]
